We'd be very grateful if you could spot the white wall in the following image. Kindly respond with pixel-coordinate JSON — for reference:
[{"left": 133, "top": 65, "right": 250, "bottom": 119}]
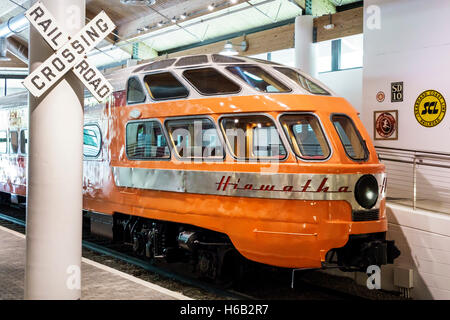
[
  {"left": 362, "top": 0, "right": 450, "bottom": 300},
  {"left": 317, "top": 68, "right": 363, "bottom": 112},
  {"left": 362, "top": 0, "right": 450, "bottom": 153},
  {"left": 385, "top": 204, "right": 450, "bottom": 299}
]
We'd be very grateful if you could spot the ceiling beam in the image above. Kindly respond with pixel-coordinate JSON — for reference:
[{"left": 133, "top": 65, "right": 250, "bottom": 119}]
[
  {"left": 313, "top": 6, "right": 362, "bottom": 42},
  {"left": 168, "top": 22, "right": 296, "bottom": 58},
  {"left": 116, "top": 0, "right": 250, "bottom": 44}
]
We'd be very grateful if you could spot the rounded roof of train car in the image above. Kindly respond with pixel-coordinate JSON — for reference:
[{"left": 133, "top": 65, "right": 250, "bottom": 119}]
[{"left": 108, "top": 53, "right": 337, "bottom": 97}]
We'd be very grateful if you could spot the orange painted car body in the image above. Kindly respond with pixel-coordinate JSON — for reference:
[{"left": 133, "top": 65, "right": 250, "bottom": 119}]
[
  {"left": 82, "top": 92, "right": 386, "bottom": 268},
  {"left": 0, "top": 66, "right": 386, "bottom": 269}
]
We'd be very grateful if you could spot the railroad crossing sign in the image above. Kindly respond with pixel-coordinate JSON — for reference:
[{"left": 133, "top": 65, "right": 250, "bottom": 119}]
[{"left": 23, "top": 2, "right": 115, "bottom": 102}]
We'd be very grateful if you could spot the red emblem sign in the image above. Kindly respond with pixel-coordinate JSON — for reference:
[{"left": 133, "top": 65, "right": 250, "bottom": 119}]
[
  {"left": 375, "top": 112, "right": 396, "bottom": 138},
  {"left": 376, "top": 91, "right": 385, "bottom": 103}
]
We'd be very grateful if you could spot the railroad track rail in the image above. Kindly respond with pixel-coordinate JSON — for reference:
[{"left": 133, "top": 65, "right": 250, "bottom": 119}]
[
  {"left": 0, "top": 209, "right": 252, "bottom": 300},
  {"left": 0, "top": 205, "right": 404, "bottom": 301}
]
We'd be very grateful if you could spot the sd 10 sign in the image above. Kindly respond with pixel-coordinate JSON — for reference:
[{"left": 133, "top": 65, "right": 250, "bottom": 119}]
[{"left": 23, "top": 2, "right": 115, "bottom": 102}]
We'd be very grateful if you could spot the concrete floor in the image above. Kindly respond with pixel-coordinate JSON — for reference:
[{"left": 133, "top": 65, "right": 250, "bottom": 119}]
[{"left": 0, "top": 225, "right": 191, "bottom": 300}]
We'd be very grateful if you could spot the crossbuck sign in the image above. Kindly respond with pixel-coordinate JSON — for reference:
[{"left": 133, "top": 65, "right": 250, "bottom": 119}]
[{"left": 23, "top": 2, "right": 115, "bottom": 102}]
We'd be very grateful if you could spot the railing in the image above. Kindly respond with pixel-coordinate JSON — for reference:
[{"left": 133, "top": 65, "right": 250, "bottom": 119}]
[{"left": 376, "top": 146, "right": 450, "bottom": 214}]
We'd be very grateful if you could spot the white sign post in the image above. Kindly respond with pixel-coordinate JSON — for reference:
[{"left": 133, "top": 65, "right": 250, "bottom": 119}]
[
  {"left": 23, "top": 1, "right": 115, "bottom": 102},
  {"left": 24, "top": 0, "right": 114, "bottom": 300}
]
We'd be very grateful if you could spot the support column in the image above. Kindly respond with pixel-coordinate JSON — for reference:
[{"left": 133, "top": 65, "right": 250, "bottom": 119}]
[
  {"left": 294, "top": 15, "right": 315, "bottom": 76},
  {"left": 25, "top": 0, "right": 85, "bottom": 300}
]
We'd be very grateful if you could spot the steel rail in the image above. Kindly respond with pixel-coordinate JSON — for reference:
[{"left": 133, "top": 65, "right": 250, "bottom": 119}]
[
  {"left": 0, "top": 208, "right": 380, "bottom": 300},
  {"left": 377, "top": 146, "right": 450, "bottom": 210},
  {"left": 0, "top": 211, "right": 252, "bottom": 300}
]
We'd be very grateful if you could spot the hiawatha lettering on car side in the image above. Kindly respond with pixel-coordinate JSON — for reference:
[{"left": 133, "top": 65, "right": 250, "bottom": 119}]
[{"left": 215, "top": 176, "right": 351, "bottom": 193}]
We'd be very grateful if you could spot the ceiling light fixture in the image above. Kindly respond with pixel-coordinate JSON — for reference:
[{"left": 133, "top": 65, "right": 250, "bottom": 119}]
[
  {"left": 323, "top": 14, "right": 335, "bottom": 30},
  {"left": 220, "top": 37, "right": 248, "bottom": 56}
]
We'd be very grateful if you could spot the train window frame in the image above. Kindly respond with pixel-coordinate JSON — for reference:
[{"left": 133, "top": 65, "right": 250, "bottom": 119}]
[
  {"left": 330, "top": 113, "right": 369, "bottom": 162},
  {"left": 125, "top": 118, "right": 171, "bottom": 161},
  {"left": 224, "top": 64, "right": 292, "bottom": 94},
  {"left": 218, "top": 113, "right": 289, "bottom": 162},
  {"left": 126, "top": 76, "right": 147, "bottom": 105},
  {"left": 19, "top": 129, "right": 28, "bottom": 155},
  {"left": 9, "top": 130, "right": 19, "bottom": 154},
  {"left": 143, "top": 71, "right": 190, "bottom": 102},
  {"left": 164, "top": 116, "right": 226, "bottom": 162},
  {"left": 273, "top": 67, "right": 331, "bottom": 96},
  {"left": 278, "top": 112, "right": 333, "bottom": 162},
  {"left": 83, "top": 124, "right": 102, "bottom": 159},
  {"left": 181, "top": 67, "right": 242, "bottom": 97},
  {"left": 174, "top": 55, "right": 209, "bottom": 67},
  {"left": 0, "top": 130, "right": 7, "bottom": 154},
  {"left": 132, "top": 59, "right": 177, "bottom": 73},
  {"left": 212, "top": 54, "right": 246, "bottom": 64}
]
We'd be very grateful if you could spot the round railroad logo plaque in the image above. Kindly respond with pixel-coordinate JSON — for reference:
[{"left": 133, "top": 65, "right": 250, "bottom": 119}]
[
  {"left": 376, "top": 91, "right": 385, "bottom": 103},
  {"left": 376, "top": 112, "right": 396, "bottom": 138},
  {"left": 414, "top": 90, "right": 446, "bottom": 127}
]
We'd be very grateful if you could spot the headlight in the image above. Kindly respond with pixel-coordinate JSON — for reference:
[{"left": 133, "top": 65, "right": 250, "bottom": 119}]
[{"left": 354, "top": 175, "right": 379, "bottom": 209}]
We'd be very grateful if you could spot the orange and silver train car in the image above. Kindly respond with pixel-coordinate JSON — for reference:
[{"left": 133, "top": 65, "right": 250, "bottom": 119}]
[{"left": 0, "top": 54, "right": 399, "bottom": 279}]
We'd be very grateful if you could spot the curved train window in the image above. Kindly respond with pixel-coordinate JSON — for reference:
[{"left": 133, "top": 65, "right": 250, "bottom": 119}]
[
  {"left": 143, "top": 72, "right": 189, "bottom": 101},
  {"left": 212, "top": 54, "right": 245, "bottom": 63},
  {"left": 126, "top": 121, "right": 170, "bottom": 160},
  {"left": 127, "top": 77, "right": 146, "bottom": 104},
  {"left": 280, "top": 114, "right": 330, "bottom": 160},
  {"left": 133, "top": 59, "right": 176, "bottom": 73},
  {"left": 9, "top": 131, "right": 18, "bottom": 154},
  {"left": 331, "top": 115, "right": 368, "bottom": 161},
  {"left": 245, "top": 58, "right": 282, "bottom": 66},
  {"left": 20, "top": 129, "right": 28, "bottom": 155},
  {"left": 165, "top": 118, "right": 224, "bottom": 160},
  {"left": 83, "top": 125, "right": 102, "bottom": 158},
  {"left": 275, "top": 67, "right": 330, "bottom": 95},
  {"left": 183, "top": 68, "right": 241, "bottom": 96},
  {"left": 220, "top": 115, "right": 287, "bottom": 160},
  {"left": 226, "top": 65, "right": 291, "bottom": 93},
  {"left": 0, "top": 131, "right": 7, "bottom": 153},
  {"left": 175, "top": 55, "right": 208, "bottom": 67}
]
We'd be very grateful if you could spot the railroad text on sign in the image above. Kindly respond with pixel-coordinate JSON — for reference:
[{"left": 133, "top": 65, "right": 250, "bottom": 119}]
[{"left": 23, "top": 2, "right": 115, "bottom": 102}]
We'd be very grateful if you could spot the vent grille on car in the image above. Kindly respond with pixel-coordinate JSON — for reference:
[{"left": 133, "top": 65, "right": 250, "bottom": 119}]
[{"left": 352, "top": 209, "right": 380, "bottom": 222}]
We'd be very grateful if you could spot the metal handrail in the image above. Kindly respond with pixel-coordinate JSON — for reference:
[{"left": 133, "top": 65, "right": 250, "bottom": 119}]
[{"left": 376, "top": 146, "right": 450, "bottom": 212}]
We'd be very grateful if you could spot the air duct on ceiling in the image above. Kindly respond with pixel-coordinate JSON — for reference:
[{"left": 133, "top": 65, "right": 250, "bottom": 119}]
[
  {"left": 0, "top": 13, "right": 29, "bottom": 64},
  {"left": 328, "top": 0, "right": 361, "bottom": 6},
  {"left": 120, "top": 0, "right": 156, "bottom": 5},
  {"left": 0, "top": 13, "right": 29, "bottom": 38}
]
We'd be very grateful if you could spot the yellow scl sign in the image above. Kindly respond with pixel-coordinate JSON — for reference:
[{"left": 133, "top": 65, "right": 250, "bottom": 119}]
[{"left": 414, "top": 90, "right": 446, "bottom": 127}]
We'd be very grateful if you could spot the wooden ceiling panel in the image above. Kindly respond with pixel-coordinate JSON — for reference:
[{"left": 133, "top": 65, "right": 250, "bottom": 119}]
[{"left": 87, "top": 0, "right": 249, "bottom": 40}]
